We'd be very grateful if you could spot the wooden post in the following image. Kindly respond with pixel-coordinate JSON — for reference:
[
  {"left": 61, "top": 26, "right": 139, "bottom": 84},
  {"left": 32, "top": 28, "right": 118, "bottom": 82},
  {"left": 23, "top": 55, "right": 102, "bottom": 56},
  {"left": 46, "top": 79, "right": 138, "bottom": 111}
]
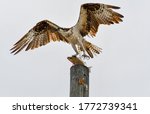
[{"left": 70, "top": 64, "right": 89, "bottom": 97}]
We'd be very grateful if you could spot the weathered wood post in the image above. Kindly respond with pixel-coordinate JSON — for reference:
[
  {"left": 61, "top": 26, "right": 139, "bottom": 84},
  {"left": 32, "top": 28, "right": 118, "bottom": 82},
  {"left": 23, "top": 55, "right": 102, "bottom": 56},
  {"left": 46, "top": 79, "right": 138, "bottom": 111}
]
[{"left": 70, "top": 64, "right": 89, "bottom": 97}]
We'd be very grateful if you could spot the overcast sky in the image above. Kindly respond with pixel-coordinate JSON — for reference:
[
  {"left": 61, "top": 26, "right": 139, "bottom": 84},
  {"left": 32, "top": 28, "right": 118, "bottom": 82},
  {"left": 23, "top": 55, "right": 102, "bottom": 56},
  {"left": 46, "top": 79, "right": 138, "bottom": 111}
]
[{"left": 0, "top": 0, "right": 150, "bottom": 97}]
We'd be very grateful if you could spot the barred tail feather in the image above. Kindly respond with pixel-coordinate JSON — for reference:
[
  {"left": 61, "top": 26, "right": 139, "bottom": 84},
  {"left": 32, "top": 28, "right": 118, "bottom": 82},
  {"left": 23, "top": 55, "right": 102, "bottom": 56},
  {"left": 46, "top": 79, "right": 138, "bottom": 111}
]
[{"left": 83, "top": 40, "right": 102, "bottom": 58}]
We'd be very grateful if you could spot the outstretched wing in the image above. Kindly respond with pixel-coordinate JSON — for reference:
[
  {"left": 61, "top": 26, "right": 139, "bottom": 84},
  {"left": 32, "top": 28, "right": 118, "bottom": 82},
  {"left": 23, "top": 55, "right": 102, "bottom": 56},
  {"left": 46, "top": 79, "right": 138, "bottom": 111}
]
[
  {"left": 76, "top": 3, "right": 124, "bottom": 37},
  {"left": 10, "top": 20, "right": 69, "bottom": 55}
]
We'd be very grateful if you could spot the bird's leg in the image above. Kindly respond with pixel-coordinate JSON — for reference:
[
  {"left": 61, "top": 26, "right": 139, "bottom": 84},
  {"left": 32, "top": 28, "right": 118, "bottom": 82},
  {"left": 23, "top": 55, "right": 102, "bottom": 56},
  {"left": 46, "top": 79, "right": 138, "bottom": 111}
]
[
  {"left": 78, "top": 39, "right": 90, "bottom": 60},
  {"left": 71, "top": 44, "right": 79, "bottom": 57}
]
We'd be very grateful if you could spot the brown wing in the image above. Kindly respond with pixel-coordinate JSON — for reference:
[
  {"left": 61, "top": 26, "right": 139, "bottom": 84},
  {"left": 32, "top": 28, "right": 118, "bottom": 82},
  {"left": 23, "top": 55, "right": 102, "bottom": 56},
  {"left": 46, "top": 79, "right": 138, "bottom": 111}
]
[
  {"left": 76, "top": 3, "right": 124, "bottom": 37},
  {"left": 10, "top": 20, "right": 69, "bottom": 55}
]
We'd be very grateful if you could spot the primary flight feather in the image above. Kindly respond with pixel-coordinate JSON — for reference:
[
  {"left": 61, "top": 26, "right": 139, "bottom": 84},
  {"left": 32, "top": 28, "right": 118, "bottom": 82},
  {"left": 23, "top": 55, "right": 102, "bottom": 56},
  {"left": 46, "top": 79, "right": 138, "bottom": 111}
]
[{"left": 10, "top": 3, "right": 124, "bottom": 58}]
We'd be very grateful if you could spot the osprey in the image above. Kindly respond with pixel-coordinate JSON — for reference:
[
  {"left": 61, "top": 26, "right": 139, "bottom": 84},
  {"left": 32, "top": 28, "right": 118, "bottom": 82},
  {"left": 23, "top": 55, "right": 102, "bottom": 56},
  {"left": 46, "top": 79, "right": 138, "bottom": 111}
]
[{"left": 10, "top": 3, "right": 123, "bottom": 58}]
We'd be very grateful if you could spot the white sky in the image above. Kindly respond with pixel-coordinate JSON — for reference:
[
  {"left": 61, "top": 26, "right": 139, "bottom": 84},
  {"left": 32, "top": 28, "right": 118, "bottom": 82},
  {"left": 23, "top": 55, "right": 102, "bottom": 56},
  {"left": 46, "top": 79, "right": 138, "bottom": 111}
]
[{"left": 0, "top": 0, "right": 150, "bottom": 97}]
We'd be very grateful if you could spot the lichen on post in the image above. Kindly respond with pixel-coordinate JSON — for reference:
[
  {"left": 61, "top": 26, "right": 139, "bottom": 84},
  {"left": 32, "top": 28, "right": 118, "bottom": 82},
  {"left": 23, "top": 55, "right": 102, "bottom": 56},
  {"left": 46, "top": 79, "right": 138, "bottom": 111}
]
[{"left": 70, "top": 64, "right": 89, "bottom": 97}]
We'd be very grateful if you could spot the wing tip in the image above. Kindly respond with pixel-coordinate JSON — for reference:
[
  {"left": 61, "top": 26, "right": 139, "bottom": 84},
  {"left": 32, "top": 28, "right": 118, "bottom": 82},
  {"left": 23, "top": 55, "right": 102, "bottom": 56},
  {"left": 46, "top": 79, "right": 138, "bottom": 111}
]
[
  {"left": 106, "top": 4, "right": 121, "bottom": 9},
  {"left": 10, "top": 49, "right": 19, "bottom": 55}
]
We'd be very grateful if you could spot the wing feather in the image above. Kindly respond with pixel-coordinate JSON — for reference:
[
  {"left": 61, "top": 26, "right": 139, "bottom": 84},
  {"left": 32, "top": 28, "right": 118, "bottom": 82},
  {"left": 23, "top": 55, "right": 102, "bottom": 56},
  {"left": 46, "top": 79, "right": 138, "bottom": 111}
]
[
  {"left": 76, "top": 3, "right": 124, "bottom": 37},
  {"left": 10, "top": 20, "right": 68, "bottom": 55}
]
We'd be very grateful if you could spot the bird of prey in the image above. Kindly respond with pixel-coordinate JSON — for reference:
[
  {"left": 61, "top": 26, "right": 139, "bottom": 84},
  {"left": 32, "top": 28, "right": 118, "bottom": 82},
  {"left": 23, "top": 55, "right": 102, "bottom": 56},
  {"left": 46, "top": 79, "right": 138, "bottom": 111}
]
[{"left": 10, "top": 3, "right": 123, "bottom": 58}]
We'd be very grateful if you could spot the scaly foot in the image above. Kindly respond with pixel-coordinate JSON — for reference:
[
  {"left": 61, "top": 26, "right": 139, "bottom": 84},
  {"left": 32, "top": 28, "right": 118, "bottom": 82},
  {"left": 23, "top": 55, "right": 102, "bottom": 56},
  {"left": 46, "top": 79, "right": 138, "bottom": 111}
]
[{"left": 82, "top": 54, "right": 90, "bottom": 60}]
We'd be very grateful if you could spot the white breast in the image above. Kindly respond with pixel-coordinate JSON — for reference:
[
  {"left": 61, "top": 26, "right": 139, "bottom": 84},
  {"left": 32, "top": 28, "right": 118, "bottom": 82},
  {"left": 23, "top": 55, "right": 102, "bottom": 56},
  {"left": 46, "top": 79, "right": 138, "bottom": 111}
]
[
  {"left": 70, "top": 26, "right": 84, "bottom": 44},
  {"left": 58, "top": 26, "right": 83, "bottom": 45}
]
